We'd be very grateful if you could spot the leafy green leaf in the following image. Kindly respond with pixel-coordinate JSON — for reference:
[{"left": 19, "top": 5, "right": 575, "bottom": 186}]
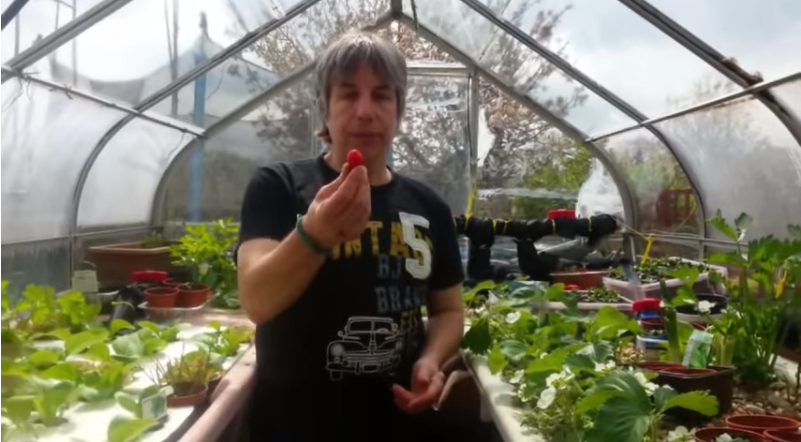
[
  {"left": 564, "top": 354, "right": 595, "bottom": 371},
  {"left": 107, "top": 416, "right": 160, "bottom": 442},
  {"left": 111, "top": 333, "right": 145, "bottom": 358},
  {"left": 2, "top": 396, "right": 35, "bottom": 424},
  {"left": 585, "top": 396, "right": 654, "bottom": 442},
  {"left": 526, "top": 343, "right": 585, "bottom": 373},
  {"left": 709, "top": 209, "right": 739, "bottom": 242},
  {"left": 114, "top": 392, "right": 140, "bottom": 417},
  {"left": 660, "top": 390, "right": 719, "bottom": 416},
  {"left": 27, "top": 350, "right": 63, "bottom": 369},
  {"left": 499, "top": 340, "right": 527, "bottom": 362},
  {"left": 110, "top": 319, "right": 135, "bottom": 335},
  {"left": 487, "top": 344, "right": 507, "bottom": 374},
  {"left": 576, "top": 342, "right": 614, "bottom": 363},
  {"left": 462, "top": 317, "right": 492, "bottom": 355},
  {"left": 65, "top": 329, "right": 109, "bottom": 355},
  {"left": 575, "top": 389, "right": 622, "bottom": 414}
]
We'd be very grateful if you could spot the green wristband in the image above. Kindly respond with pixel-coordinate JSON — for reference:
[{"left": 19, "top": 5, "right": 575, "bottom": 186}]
[{"left": 296, "top": 215, "right": 330, "bottom": 256}]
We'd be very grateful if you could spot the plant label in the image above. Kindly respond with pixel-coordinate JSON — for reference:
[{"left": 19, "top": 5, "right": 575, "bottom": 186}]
[
  {"left": 141, "top": 391, "right": 168, "bottom": 420},
  {"left": 72, "top": 270, "right": 99, "bottom": 294}
]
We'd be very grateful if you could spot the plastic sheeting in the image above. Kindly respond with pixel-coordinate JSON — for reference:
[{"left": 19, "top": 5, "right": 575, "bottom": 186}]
[{"left": 1, "top": 80, "right": 126, "bottom": 242}]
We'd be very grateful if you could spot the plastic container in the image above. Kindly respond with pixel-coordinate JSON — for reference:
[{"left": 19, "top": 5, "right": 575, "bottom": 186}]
[
  {"left": 138, "top": 298, "right": 209, "bottom": 323},
  {"left": 726, "top": 415, "right": 801, "bottom": 434},
  {"left": 603, "top": 257, "right": 730, "bottom": 301}
]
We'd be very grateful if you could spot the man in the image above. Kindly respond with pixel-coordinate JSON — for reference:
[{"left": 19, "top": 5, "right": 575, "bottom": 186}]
[{"left": 237, "top": 31, "right": 465, "bottom": 441}]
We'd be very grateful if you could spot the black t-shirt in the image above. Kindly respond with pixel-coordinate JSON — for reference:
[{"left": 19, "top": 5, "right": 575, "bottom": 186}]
[{"left": 239, "top": 154, "right": 464, "bottom": 440}]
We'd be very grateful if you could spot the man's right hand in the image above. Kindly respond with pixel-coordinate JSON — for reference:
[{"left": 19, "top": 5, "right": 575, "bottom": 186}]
[{"left": 301, "top": 163, "right": 371, "bottom": 250}]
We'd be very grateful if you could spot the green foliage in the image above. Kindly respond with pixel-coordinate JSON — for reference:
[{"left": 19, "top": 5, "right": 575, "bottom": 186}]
[{"left": 169, "top": 219, "right": 240, "bottom": 309}]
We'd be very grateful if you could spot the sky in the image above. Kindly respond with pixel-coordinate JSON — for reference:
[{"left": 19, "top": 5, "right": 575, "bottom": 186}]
[{"left": 1, "top": 0, "right": 799, "bottom": 138}]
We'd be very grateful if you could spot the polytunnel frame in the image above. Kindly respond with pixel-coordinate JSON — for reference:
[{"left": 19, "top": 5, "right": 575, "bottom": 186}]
[
  {"left": 148, "top": 3, "right": 638, "bottom": 234},
  {"left": 1, "top": 0, "right": 798, "bottom": 253}
]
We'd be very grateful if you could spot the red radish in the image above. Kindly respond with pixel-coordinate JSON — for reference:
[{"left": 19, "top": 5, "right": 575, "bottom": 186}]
[{"left": 347, "top": 149, "right": 364, "bottom": 169}]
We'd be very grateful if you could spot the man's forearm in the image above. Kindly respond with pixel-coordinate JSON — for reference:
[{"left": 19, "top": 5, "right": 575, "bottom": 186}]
[
  {"left": 239, "top": 230, "right": 326, "bottom": 324},
  {"left": 420, "top": 309, "right": 465, "bottom": 368}
]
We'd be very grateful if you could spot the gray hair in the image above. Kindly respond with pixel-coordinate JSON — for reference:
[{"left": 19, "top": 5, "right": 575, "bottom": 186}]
[{"left": 315, "top": 31, "right": 408, "bottom": 143}]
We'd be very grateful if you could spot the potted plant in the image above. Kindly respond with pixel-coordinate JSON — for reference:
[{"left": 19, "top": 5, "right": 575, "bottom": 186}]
[
  {"left": 144, "top": 287, "right": 179, "bottom": 308},
  {"left": 176, "top": 283, "right": 211, "bottom": 308},
  {"left": 89, "top": 231, "right": 178, "bottom": 289},
  {"left": 145, "top": 349, "right": 213, "bottom": 408},
  {"left": 169, "top": 220, "right": 239, "bottom": 310}
]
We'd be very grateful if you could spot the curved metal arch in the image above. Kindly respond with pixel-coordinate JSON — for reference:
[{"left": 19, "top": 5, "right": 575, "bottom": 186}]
[
  {"left": 150, "top": 66, "right": 315, "bottom": 226},
  {"left": 69, "top": 0, "right": 334, "bottom": 235},
  {"left": 460, "top": 0, "right": 706, "bottom": 237},
  {"left": 150, "top": 14, "right": 396, "bottom": 225},
  {"left": 620, "top": 0, "right": 801, "bottom": 148}
]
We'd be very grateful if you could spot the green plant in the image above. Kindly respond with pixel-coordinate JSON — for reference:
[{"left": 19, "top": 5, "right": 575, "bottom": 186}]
[
  {"left": 706, "top": 211, "right": 801, "bottom": 388},
  {"left": 579, "top": 371, "right": 718, "bottom": 442},
  {"left": 197, "top": 321, "right": 254, "bottom": 359},
  {"left": 142, "top": 232, "right": 164, "bottom": 248},
  {"left": 144, "top": 347, "right": 212, "bottom": 397},
  {"left": 115, "top": 384, "right": 172, "bottom": 419},
  {"left": 169, "top": 219, "right": 240, "bottom": 309}
]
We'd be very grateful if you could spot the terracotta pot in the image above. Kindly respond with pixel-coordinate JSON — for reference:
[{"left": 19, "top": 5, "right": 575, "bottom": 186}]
[
  {"left": 726, "top": 415, "right": 801, "bottom": 434},
  {"left": 695, "top": 427, "right": 767, "bottom": 442},
  {"left": 660, "top": 367, "right": 717, "bottom": 376},
  {"left": 167, "top": 385, "right": 208, "bottom": 408},
  {"left": 177, "top": 283, "right": 211, "bottom": 308},
  {"left": 144, "top": 287, "right": 179, "bottom": 308},
  {"left": 163, "top": 278, "right": 188, "bottom": 288},
  {"left": 766, "top": 431, "right": 801, "bottom": 442}
]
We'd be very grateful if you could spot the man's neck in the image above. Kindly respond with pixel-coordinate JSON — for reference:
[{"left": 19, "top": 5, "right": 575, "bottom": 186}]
[{"left": 324, "top": 150, "right": 392, "bottom": 186}]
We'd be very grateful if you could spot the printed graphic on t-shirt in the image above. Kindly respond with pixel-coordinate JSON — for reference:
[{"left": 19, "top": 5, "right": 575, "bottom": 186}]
[
  {"left": 326, "top": 316, "right": 403, "bottom": 381},
  {"left": 324, "top": 212, "right": 433, "bottom": 381}
]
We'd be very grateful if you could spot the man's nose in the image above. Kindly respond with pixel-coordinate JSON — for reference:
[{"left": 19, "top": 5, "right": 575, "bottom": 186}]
[{"left": 354, "top": 95, "right": 376, "bottom": 120}]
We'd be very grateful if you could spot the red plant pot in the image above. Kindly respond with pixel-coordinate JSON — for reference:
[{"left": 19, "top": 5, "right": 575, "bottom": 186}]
[
  {"left": 167, "top": 385, "right": 208, "bottom": 408},
  {"left": 660, "top": 367, "right": 717, "bottom": 376},
  {"left": 695, "top": 427, "right": 767, "bottom": 442},
  {"left": 144, "top": 287, "right": 179, "bottom": 308},
  {"left": 766, "top": 430, "right": 801, "bottom": 442},
  {"left": 726, "top": 415, "right": 801, "bottom": 434},
  {"left": 177, "top": 283, "right": 211, "bottom": 308}
]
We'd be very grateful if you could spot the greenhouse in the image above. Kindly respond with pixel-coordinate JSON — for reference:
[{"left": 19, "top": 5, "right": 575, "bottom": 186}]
[{"left": 1, "top": 0, "right": 800, "bottom": 441}]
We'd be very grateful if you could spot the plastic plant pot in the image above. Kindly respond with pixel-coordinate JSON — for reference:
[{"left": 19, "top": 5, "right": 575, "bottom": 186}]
[
  {"left": 143, "top": 287, "right": 179, "bottom": 308},
  {"left": 551, "top": 269, "right": 609, "bottom": 289},
  {"left": 725, "top": 415, "right": 801, "bottom": 434},
  {"left": 167, "top": 384, "right": 208, "bottom": 408},
  {"left": 765, "top": 430, "right": 801, "bottom": 442},
  {"left": 163, "top": 278, "right": 188, "bottom": 288},
  {"left": 694, "top": 427, "right": 767, "bottom": 442},
  {"left": 635, "top": 361, "right": 685, "bottom": 372},
  {"left": 659, "top": 367, "right": 717, "bottom": 376},
  {"left": 177, "top": 283, "right": 211, "bottom": 308},
  {"left": 657, "top": 366, "right": 735, "bottom": 418}
]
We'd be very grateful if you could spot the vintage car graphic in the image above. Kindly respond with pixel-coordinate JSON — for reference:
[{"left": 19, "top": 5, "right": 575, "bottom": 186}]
[{"left": 326, "top": 316, "right": 403, "bottom": 380}]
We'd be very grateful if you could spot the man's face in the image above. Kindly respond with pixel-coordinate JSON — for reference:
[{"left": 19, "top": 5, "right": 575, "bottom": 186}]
[{"left": 326, "top": 64, "right": 398, "bottom": 163}]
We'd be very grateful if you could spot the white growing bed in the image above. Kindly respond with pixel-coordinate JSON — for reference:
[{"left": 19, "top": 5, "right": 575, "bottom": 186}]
[
  {"left": 10, "top": 324, "right": 250, "bottom": 442},
  {"left": 466, "top": 354, "right": 800, "bottom": 442}
]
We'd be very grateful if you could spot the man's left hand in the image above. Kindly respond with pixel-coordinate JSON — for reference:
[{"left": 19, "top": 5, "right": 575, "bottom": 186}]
[{"left": 392, "top": 358, "right": 445, "bottom": 414}]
